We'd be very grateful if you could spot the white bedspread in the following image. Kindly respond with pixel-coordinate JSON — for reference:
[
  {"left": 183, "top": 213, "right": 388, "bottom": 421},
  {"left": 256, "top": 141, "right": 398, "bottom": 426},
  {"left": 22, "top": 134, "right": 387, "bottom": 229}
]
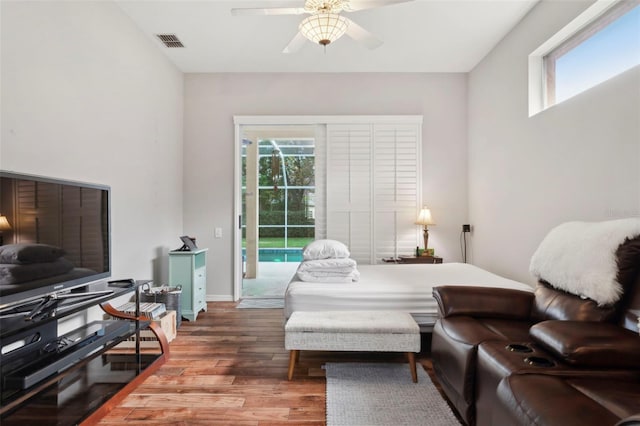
[{"left": 284, "top": 262, "right": 533, "bottom": 329}]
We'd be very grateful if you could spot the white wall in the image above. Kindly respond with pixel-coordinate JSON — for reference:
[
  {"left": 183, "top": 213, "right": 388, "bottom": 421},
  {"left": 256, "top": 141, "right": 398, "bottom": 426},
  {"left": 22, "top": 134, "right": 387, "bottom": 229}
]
[
  {"left": 468, "top": 0, "right": 640, "bottom": 284},
  {"left": 1, "top": 1, "right": 184, "bottom": 287},
  {"left": 184, "top": 73, "right": 468, "bottom": 299}
]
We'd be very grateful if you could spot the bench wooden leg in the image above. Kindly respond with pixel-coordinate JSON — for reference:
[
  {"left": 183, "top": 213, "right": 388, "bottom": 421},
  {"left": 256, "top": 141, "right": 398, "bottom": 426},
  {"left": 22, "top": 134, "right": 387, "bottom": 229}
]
[
  {"left": 288, "top": 350, "right": 298, "bottom": 381},
  {"left": 407, "top": 352, "right": 418, "bottom": 383}
]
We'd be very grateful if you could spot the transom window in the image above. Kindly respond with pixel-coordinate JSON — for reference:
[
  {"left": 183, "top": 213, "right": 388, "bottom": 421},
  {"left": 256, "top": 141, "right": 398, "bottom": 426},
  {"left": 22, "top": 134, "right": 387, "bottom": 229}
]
[{"left": 529, "top": 0, "right": 640, "bottom": 115}]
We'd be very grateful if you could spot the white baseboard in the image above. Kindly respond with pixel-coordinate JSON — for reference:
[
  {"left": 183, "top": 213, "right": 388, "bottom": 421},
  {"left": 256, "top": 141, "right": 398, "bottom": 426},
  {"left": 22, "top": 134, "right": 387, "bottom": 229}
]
[{"left": 206, "top": 294, "right": 234, "bottom": 302}]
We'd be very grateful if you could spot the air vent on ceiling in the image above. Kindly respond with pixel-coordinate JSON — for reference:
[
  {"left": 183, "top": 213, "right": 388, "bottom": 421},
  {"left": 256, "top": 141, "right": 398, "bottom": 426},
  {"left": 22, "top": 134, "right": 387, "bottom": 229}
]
[{"left": 155, "top": 34, "right": 184, "bottom": 48}]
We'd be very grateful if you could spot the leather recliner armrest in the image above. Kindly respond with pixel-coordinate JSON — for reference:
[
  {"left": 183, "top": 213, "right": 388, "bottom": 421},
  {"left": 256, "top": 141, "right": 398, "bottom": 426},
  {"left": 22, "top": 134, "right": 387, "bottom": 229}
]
[
  {"left": 616, "top": 413, "right": 640, "bottom": 426},
  {"left": 433, "top": 286, "right": 534, "bottom": 319},
  {"left": 530, "top": 320, "right": 640, "bottom": 369}
]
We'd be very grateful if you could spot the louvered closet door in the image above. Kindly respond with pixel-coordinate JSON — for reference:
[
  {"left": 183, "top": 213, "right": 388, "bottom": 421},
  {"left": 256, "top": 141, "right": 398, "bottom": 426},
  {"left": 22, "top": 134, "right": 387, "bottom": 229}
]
[
  {"left": 373, "top": 124, "right": 420, "bottom": 261},
  {"left": 326, "top": 124, "right": 372, "bottom": 264},
  {"left": 326, "top": 122, "right": 421, "bottom": 264}
]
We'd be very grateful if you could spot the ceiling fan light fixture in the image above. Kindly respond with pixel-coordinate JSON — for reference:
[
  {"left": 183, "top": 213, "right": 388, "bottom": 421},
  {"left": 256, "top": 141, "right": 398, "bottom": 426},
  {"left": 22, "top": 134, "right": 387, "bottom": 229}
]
[
  {"left": 304, "top": 0, "right": 345, "bottom": 14},
  {"left": 299, "top": 13, "right": 349, "bottom": 46}
]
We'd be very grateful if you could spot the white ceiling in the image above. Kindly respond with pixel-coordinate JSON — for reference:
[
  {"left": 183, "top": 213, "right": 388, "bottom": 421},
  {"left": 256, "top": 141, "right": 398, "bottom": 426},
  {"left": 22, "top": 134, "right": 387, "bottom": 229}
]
[{"left": 115, "top": 0, "right": 539, "bottom": 73}]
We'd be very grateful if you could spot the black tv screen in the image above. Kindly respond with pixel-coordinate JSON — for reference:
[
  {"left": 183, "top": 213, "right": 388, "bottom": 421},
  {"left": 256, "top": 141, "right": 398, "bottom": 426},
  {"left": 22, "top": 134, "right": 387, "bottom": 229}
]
[{"left": 0, "top": 171, "right": 111, "bottom": 308}]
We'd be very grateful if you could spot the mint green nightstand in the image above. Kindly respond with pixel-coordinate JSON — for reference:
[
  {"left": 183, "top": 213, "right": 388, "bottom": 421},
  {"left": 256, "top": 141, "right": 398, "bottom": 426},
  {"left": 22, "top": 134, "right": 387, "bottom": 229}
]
[{"left": 169, "top": 248, "right": 208, "bottom": 321}]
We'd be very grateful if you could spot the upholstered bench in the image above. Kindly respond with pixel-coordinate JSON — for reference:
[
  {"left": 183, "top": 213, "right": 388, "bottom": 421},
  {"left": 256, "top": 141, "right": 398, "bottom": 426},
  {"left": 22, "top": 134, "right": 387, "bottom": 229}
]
[{"left": 284, "top": 311, "right": 421, "bottom": 382}]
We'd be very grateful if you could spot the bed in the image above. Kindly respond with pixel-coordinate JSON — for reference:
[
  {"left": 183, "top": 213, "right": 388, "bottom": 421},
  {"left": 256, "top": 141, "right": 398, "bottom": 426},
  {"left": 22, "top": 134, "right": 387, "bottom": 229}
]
[{"left": 284, "top": 262, "right": 533, "bottom": 331}]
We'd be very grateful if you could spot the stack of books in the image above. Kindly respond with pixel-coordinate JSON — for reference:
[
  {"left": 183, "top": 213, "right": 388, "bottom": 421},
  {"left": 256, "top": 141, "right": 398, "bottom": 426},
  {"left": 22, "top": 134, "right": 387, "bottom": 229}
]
[
  {"left": 112, "top": 310, "right": 177, "bottom": 349},
  {"left": 116, "top": 302, "right": 166, "bottom": 319},
  {"left": 110, "top": 302, "right": 176, "bottom": 349}
]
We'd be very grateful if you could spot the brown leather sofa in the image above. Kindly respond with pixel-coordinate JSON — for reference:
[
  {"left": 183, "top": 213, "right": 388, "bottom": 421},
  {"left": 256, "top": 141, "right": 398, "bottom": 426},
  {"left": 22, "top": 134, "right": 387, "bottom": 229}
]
[
  {"left": 494, "top": 374, "right": 640, "bottom": 426},
  {"left": 431, "top": 228, "right": 640, "bottom": 426}
]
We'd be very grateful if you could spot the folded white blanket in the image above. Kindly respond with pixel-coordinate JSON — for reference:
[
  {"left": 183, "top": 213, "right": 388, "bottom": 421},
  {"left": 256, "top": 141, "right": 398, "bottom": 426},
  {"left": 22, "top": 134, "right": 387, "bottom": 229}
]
[
  {"left": 296, "top": 258, "right": 360, "bottom": 282},
  {"left": 297, "top": 258, "right": 357, "bottom": 273},
  {"left": 296, "top": 271, "right": 359, "bottom": 283}
]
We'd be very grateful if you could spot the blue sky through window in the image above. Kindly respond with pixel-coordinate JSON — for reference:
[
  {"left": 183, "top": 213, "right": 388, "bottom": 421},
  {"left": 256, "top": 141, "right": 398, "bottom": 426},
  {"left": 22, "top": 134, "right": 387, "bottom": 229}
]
[{"left": 555, "top": 4, "right": 640, "bottom": 103}]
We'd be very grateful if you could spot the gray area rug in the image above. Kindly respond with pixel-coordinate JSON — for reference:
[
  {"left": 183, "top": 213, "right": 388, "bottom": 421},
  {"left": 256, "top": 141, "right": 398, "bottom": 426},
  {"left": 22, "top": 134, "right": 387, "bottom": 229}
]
[
  {"left": 325, "top": 362, "right": 460, "bottom": 426},
  {"left": 236, "top": 298, "right": 284, "bottom": 309}
]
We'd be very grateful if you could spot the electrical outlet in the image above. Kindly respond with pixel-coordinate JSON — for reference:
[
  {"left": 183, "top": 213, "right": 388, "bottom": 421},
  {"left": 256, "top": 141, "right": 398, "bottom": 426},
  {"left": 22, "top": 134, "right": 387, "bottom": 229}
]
[
  {"left": 462, "top": 224, "right": 471, "bottom": 233},
  {"left": 215, "top": 227, "right": 222, "bottom": 238}
]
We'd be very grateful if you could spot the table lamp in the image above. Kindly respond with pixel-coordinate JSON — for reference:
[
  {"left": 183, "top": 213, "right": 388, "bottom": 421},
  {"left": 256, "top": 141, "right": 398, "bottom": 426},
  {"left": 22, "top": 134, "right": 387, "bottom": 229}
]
[
  {"left": 0, "top": 215, "right": 12, "bottom": 246},
  {"left": 415, "top": 207, "right": 434, "bottom": 254}
]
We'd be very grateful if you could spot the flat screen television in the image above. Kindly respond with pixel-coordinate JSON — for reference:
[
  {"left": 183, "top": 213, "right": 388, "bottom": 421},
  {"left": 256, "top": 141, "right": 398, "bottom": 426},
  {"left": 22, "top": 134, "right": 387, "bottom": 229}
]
[{"left": 0, "top": 171, "right": 111, "bottom": 308}]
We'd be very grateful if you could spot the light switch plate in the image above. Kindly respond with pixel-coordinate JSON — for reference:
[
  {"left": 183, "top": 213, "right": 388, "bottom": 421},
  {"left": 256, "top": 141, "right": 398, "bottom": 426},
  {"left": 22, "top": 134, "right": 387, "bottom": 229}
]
[{"left": 215, "top": 227, "right": 222, "bottom": 238}]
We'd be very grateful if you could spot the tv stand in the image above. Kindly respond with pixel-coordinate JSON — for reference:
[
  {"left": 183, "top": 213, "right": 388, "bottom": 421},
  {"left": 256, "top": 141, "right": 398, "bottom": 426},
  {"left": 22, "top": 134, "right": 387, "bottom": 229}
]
[{"left": 0, "top": 280, "right": 169, "bottom": 425}]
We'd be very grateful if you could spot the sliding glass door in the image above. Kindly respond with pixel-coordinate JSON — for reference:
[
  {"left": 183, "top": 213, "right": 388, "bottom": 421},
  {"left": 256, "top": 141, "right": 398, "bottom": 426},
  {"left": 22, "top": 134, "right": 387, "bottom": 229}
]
[
  {"left": 233, "top": 116, "right": 422, "bottom": 300},
  {"left": 240, "top": 128, "right": 316, "bottom": 297}
]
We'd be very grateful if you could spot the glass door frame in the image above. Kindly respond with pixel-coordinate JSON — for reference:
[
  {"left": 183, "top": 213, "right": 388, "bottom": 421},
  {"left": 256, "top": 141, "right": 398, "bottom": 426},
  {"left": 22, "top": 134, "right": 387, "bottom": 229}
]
[{"left": 233, "top": 117, "right": 320, "bottom": 300}]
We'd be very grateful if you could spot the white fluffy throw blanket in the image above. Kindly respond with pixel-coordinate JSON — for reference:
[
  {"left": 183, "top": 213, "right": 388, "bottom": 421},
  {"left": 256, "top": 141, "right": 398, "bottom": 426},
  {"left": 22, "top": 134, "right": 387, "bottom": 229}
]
[{"left": 529, "top": 218, "right": 640, "bottom": 306}]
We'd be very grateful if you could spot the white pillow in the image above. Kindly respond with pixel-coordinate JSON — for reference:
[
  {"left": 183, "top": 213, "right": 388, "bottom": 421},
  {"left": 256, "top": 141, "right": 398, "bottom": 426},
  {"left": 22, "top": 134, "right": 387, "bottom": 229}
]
[{"left": 302, "top": 239, "right": 350, "bottom": 260}]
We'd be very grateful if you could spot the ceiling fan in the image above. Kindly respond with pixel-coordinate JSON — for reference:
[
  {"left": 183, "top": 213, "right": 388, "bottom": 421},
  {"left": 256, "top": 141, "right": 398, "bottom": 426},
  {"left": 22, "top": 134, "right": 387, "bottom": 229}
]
[{"left": 231, "top": 0, "right": 414, "bottom": 53}]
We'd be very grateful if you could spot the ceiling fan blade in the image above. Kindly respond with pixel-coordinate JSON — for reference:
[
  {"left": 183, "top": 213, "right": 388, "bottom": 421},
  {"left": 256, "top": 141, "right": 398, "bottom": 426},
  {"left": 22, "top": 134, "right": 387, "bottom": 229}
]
[
  {"left": 282, "top": 32, "right": 308, "bottom": 54},
  {"left": 342, "top": 0, "right": 414, "bottom": 12},
  {"left": 231, "top": 7, "right": 307, "bottom": 16},
  {"left": 344, "top": 18, "right": 383, "bottom": 49}
]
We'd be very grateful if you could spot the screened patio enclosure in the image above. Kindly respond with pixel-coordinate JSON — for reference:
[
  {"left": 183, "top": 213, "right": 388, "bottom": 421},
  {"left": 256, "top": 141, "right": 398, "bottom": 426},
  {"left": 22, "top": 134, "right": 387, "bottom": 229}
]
[{"left": 242, "top": 136, "right": 315, "bottom": 281}]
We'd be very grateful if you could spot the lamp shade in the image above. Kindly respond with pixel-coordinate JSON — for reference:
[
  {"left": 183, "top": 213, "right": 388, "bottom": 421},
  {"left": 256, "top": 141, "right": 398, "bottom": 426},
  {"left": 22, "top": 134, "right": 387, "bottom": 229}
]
[
  {"left": 299, "top": 13, "right": 349, "bottom": 46},
  {"left": 0, "top": 216, "right": 11, "bottom": 231},
  {"left": 415, "top": 208, "right": 434, "bottom": 226}
]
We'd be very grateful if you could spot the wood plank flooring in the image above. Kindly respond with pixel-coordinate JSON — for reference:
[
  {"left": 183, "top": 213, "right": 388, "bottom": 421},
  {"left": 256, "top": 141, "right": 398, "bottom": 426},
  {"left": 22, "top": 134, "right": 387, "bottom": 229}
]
[{"left": 97, "top": 302, "right": 454, "bottom": 425}]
